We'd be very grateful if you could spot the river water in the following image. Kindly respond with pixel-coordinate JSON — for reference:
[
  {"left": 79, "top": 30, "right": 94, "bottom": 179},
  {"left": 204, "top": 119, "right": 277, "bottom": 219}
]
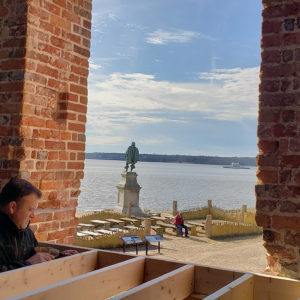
[{"left": 78, "top": 159, "right": 257, "bottom": 212}]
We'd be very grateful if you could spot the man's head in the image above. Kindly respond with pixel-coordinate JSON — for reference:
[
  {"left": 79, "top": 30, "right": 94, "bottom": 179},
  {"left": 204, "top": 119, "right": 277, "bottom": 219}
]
[{"left": 0, "top": 178, "right": 41, "bottom": 229}]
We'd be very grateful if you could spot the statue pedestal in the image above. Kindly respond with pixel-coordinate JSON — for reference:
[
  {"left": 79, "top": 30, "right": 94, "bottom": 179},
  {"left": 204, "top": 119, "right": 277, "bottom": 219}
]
[{"left": 114, "top": 172, "right": 143, "bottom": 216}]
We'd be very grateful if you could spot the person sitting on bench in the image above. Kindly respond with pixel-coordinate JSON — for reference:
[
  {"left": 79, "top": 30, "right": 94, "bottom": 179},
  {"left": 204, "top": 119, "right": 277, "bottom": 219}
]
[{"left": 174, "top": 212, "right": 189, "bottom": 237}]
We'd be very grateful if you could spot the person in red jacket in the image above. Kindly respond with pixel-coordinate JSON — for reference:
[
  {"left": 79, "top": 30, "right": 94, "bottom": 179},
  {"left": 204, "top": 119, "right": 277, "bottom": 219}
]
[{"left": 174, "top": 212, "right": 189, "bottom": 237}]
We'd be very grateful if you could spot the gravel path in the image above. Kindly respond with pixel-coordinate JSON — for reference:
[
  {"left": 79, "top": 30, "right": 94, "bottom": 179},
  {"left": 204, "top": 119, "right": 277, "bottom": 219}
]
[{"left": 111, "top": 233, "right": 267, "bottom": 274}]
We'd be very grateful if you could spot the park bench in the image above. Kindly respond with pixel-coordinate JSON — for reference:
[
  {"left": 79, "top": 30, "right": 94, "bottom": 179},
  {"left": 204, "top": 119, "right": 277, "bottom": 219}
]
[
  {"left": 77, "top": 223, "right": 95, "bottom": 230},
  {"left": 151, "top": 216, "right": 167, "bottom": 222},
  {"left": 151, "top": 225, "right": 164, "bottom": 237},
  {"left": 76, "top": 232, "right": 88, "bottom": 237},
  {"left": 80, "top": 231, "right": 102, "bottom": 237},
  {"left": 106, "top": 219, "right": 125, "bottom": 228},
  {"left": 123, "top": 225, "right": 143, "bottom": 231},
  {"left": 95, "top": 229, "right": 113, "bottom": 235},
  {"left": 90, "top": 220, "right": 111, "bottom": 229},
  {"left": 158, "top": 223, "right": 197, "bottom": 236},
  {"left": 110, "top": 228, "right": 129, "bottom": 233},
  {"left": 120, "top": 217, "right": 142, "bottom": 226},
  {"left": 186, "top": 221, "right": 205, "bottom": 230}
]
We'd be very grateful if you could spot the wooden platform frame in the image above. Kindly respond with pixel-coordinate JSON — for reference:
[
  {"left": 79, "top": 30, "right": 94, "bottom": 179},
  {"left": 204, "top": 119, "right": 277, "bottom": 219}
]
[{"left": 0, "top": 243, "right": 299, "bottom": 300}]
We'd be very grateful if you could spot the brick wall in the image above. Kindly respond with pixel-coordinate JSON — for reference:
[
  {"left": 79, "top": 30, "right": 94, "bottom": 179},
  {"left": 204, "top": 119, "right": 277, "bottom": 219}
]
[
  {"left": 0, "top": 1, "right": 27, "bottom": 188},
  {"left": 0, "top": 0, "right": 92, "bottom": 244},
  {"left": 257, "top": 0, "right": 300, "bottom": 278}
]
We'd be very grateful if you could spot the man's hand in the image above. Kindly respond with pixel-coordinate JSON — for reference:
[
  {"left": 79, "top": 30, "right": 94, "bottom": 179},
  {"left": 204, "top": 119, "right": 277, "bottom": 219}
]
[
  {"left": 61, "top": 249, "right": 79, "bottom": 256},
  {"left": 26, "top": 252, "right": 55, "bottom": 265}
]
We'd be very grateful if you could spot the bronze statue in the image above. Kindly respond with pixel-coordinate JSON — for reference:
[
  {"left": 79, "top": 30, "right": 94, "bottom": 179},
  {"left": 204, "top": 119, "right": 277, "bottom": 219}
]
[{"left": 125, "top": 142, "right": 139, "bottom": 172}]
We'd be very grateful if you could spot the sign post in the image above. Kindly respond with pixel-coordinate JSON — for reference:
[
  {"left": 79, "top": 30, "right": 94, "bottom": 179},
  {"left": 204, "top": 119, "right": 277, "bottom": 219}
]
[
  {"left": 120, "top": 235, "right": 143, "bottom": 255},
  {"left": 144, "top": 235, "right": 164, "bottom": 255}
]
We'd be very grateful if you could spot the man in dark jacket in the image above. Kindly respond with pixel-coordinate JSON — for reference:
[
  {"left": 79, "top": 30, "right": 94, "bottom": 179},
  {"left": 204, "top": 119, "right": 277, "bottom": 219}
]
[{"left": 0, "top": 177, "right": 55, "bottom": 272}]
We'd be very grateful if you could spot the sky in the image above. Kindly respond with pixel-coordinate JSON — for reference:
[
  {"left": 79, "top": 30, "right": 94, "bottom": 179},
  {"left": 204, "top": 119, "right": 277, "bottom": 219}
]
[{"left": 86, "top": 0, "right": 262, "bottom": 156}]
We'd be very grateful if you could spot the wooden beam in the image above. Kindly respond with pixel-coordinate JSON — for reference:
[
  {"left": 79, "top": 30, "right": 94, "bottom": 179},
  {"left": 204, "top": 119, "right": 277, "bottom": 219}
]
[
  {"left": 143, "top": 257, "right": 185, "bottom": 282},
  {"left": 98, "top": 250, "right": 136, "bottom": 268},
  {"left": 109, "top": 265, "right": 195, "bottom": 300},
  {"left": 11, "top": 257, "right": 145, "bottom": 300},
  {"left": 194, "top": 265, "right": 244, "bottom": 295},
  {"left": 203, "top": 274, "right": 254, "bottom": 300},
  {"left": 0, "top": 250, "right": 98, "bottom": 300},
  {"left": 253, "top": 273, "right": 300, "bottom": 300}
]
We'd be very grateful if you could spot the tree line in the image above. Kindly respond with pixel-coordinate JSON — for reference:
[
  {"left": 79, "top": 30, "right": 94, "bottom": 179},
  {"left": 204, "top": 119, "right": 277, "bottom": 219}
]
[{"left": 85, "top": 153, "right": 256, "bottom": 166}]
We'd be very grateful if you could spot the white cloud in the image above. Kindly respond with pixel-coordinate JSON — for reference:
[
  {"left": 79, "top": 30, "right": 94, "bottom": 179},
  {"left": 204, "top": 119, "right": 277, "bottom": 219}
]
[
  {"left": 87, "top": 67, "right": 259, "bottom": 147},
  {"left": 145, "top": 29, "right": 215, "bottom": 45},
  {"left": 89, "top": 63, "right": 103, "bottom": 70}
]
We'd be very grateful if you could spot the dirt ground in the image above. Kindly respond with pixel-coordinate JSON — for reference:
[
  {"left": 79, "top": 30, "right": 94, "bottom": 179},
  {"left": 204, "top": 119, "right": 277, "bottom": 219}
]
[{"left": 109, "top": 232, "right": 267, "bottom": 274}]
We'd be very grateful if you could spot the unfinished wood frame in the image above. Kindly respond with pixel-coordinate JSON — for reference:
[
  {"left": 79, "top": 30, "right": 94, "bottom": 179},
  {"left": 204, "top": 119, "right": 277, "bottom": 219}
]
[{"left": 1, "top": 243, "right": 300, "bottom": 300}]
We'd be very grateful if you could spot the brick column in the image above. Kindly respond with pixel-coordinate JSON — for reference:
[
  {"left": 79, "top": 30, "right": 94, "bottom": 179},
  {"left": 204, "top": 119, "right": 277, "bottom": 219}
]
[
  {"left": 0, "top": 0, "right": 92, "bottom": 244},
  {"left": 257, "top": 0, "right": 300, "bottom": 278}
]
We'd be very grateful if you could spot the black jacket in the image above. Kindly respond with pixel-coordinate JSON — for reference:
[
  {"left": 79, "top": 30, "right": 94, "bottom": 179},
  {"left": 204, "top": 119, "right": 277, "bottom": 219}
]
[{"left": 0, "top": 211, "right": 37, "bottom": 272}]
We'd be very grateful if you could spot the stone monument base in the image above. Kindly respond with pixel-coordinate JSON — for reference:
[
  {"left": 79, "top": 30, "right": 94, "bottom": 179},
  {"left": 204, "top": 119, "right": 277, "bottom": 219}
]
[{"left": 114, "top": 172, "right": 144, "bottom": 216}]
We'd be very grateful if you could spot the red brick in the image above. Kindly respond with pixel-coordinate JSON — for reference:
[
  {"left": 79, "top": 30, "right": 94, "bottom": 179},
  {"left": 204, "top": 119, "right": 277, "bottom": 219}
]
[
  {"left": 257, "top": 169, "right": 278, "bottom": 184},
  {"left": 273, "top": 216, "right": 300, "bottom": 231},
  {"left": 45, "top": 141, "right": 65, "bottom": 150},
  {"left": 68, "top": 122, "right": 85, "bottom": 133},
  {"left": 255, "top": 214, "right": 271, "bottom": 228},
  {"left": 46, "top": 161, "right": 66, "bottom": 170}
]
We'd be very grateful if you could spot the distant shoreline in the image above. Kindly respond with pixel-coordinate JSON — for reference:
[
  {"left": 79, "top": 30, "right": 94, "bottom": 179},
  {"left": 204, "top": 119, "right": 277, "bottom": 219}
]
[{"left": 85, "top": 153, "right": 256, "bottom": 167}]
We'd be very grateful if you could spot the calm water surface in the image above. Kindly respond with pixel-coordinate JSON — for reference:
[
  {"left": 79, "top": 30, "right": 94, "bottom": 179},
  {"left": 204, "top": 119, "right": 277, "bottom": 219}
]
[{"left": 78, "top": 159, "right": 257, "bottom": 212}]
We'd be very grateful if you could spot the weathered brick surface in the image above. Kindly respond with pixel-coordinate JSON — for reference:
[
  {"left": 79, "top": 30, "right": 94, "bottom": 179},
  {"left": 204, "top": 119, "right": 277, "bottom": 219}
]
[
  {"left": 0, "top": 0, "right": 92, "bottom": 244},
  {"left": 257, "top": 0, "right": 300, "bottom": 278}
]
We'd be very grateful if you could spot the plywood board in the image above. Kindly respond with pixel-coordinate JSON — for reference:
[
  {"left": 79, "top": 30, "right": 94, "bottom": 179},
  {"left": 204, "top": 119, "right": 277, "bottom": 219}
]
[
  {"left": 194, "top": 265, "right": 244, "bottom": 295},
  {"left": 9, "top": 257, "right": 145, "bottom": 300},
  {"left": 203, "top": 274, "right": 254, "bottom": 300},
  {"left": 109, "top": 264, "right": 195, "bottom": 300},
  {"left": 0, "top": 250, "right": 98, "bottom": 300},
  {"left": 253, "top": 274, "right": 300, "bottom": 300}
]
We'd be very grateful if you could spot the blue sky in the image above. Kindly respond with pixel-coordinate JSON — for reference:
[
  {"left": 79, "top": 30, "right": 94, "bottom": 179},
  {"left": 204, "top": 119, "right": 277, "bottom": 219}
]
[{"left": 86, "top": 0, "right": 262, "bottom": 156}]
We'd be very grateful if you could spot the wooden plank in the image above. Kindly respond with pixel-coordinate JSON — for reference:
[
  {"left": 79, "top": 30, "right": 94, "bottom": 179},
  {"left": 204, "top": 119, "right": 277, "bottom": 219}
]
[
  {"left": 143, "top": 257, "right": 186, "bottom": 282},
  {"left": 194, "top": 265, "right": 244, "bottom": 295},
  {"left": 120, "top": 218, "right": 142, "bottom": 226},
  {"left": 0, "top": 250, "right": 99, "bottom": 300},
  {"left": 37, "top": 242, "right": 91, "bottom": 253},
  {"left": 90, "top": 220, "right": 111, "bottom": 229},
  {"left": 10, "top": 257, "right": 146, "bottom": 300},
  {"left": 95, "top": 229, "right": 113, "bottom": 235},
  {"left": 253, "top": 273, "right": 300, "bottom": 300},
  {"left": 203, "top": 274, "right": 253, "bottom": 300},
  {"left": 80, "top": 230, "right": 102, "bottom": 236},
  {"left": 97, "top": 250, "right": 136, "bottom": 268},
  {"left": 109, "top": 264, "right": 195, "bottom": 300}
]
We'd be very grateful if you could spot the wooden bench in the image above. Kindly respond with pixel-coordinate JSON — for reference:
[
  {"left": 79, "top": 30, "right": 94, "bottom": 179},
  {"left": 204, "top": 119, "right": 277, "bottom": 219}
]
[
  {"left": 151, "top": 216, "right": 167, "bottom": 222},
  {"left": 106, "top": 219, "right": 125, "bottom": 228},
  {"left": 151, "top": 225, "right": 164, "bottom": 237},
  {"left": 110, "top": 228, "right": 129, "bottom": 233},
  {"left": 80, "top": 231, "right": 102, "bottom": 237},
  {"left": 158, "top": 223, "right": 196, "bottom": 236},
  {"left": 95, "top": 229, "right": 113, "bottom": 235},
  {"left": 123, "top": 225, "right": 142, "bottom": 231},
  {"left": 90, "top": 220, "right": 111, "bottom": 229},
  {"left": 120, "top": 217, "right": 142, "bottom": 226},
  {"left": 186, "top": 221, "right": 205, "bottom": 230},
  {"left": 77, "top": 223, "right": 95, "bottom": 230},
  {"left": 76, "top": 232, "right": 88, "bottom": 237}
]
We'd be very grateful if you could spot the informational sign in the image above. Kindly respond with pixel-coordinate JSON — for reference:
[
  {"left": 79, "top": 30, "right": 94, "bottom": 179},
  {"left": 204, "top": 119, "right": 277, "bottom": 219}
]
[
  {"left": 144, "top": 235, "right": 164, "bottom": 243},
  {"left": 121, "top": 235, "right": 143, "bottom": 245}
]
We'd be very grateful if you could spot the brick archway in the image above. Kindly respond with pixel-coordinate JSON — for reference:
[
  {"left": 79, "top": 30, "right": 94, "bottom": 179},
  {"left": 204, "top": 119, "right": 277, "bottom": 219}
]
[{"left": 1, "top": 0, "right": 300, "bottom": 278}]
